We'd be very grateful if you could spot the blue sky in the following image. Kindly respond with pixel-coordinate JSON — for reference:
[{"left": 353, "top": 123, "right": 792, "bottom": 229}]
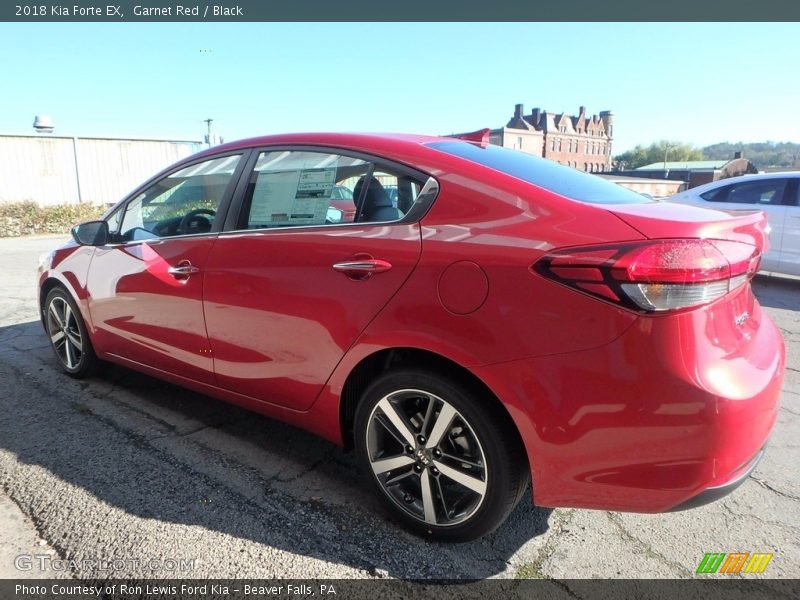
[{"left": 1, "top": 22, "right": 798, "bottom": 152}]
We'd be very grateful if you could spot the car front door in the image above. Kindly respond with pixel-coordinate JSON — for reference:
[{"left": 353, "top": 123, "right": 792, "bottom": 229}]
[
  {"left": 698, "top": 178, "right": 789, "bottom": 272},
  {"left": 202, "top": 149, "right": 431, "bottom": 410},
  {"left": 86, "top": 153, "right": 245, "bottom": 383}
]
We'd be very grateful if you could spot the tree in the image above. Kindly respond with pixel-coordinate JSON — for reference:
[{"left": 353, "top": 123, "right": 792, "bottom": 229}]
[
  {"left": 703, "top": 141, "right": 800, "bottom": 169},
  {"left": 614, "top": 141, "right": 704, "bottom": 170}
]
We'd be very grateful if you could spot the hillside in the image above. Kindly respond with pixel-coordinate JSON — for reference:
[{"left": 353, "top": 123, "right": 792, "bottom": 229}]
[{"left": 702, "top": 142, "right": 800, "bottom": 170}]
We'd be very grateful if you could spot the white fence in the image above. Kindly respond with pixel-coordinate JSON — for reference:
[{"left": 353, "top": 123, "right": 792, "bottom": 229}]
[{"left": 0, "top": 135, "right": 202, "bottom": 206}]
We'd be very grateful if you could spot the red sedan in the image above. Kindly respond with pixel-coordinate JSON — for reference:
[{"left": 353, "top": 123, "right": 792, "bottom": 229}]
[{"left": 38, "top": 132, "right": 785, "bottom": 541}]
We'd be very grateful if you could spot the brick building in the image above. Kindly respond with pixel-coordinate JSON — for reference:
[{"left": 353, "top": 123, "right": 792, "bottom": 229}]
[{"left": 484, "top": 103, "right": 614, "bottom": 172}]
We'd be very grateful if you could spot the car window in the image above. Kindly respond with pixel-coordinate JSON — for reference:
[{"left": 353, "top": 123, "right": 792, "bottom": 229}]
[
  {"left": 702, "top": 179, "right": 787, "bottom": 205},
  {"left": 699, "top": 186, "right": 729, "bottom": 203},
  {"left": 106, "top": 205, "right": 124, "bottom": 233},
  {"left": 117, "top": 155, "right": 242, "bottom": 242},
  {"left": 426, "top": 141, "right": 648, "bottom": 205},
  {"left": 240, "top": 150, "right": 424, "bottom": 229}
]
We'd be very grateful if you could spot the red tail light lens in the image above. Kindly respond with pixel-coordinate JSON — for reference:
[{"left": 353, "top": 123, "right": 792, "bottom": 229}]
[{"left": 535, "top": 239, "right": 760, "bottom": 312}]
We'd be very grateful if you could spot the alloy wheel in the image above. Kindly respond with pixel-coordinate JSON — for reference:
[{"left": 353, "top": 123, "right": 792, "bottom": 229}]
[
  {"left": 46, "top": 296, "right": 84, "bottom": 370},
  {"left": 365, "top": 389, "right": 488, "bottom": 527}
]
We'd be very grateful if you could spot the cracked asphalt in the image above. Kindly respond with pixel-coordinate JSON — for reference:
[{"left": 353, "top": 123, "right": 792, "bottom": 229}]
[{"left": 0, "top": 235, "right": 797, "bottom": 580}]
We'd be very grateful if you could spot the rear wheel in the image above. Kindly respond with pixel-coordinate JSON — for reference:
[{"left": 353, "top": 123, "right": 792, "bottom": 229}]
[
  {"left": 44, "top": 287, "right": 98, "bottom": 378},
  {"left": 355, "top": 368, "right": 528, "bottom": 542}
]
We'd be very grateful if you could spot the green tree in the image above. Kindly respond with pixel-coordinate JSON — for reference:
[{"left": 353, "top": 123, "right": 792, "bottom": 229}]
[
  {"left": 702, "top": 141, "right": 800, "bottom": 169},
  {"left": 614, "top": 141, "right": 704, "bottom": 170}
]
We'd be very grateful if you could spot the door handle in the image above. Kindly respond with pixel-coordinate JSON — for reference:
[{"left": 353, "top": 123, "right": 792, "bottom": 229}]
[
  {"left": 332, "top": 259, "right": 392, "bottom": 278},
  {"left": 168, "top": 263, "right": 200, "bottom": 277}
]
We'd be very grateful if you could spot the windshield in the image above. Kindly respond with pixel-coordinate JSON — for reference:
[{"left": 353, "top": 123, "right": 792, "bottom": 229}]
[{"left": 427, "top": 141, "right": 650, "bottom": 205}]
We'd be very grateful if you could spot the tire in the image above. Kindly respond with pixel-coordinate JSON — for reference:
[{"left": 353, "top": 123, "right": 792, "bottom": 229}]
[
  {"left": 44, "top": 287, "right": 99, "bottom": 378},
  {"left": 354, "top": 368, "right": 529, "bottom": 542}
]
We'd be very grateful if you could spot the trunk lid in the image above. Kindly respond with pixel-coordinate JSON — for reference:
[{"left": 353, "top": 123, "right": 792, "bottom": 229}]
[{"left": 604, "top": 202, "right": 770, "bottom": 253}]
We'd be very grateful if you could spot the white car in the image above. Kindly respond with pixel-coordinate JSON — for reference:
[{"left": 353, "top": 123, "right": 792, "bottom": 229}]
[{"left": 667, "top": 172, "right": 800, "bottom": 276}]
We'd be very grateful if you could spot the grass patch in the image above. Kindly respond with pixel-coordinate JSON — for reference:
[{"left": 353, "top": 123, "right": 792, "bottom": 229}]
[{"left": 0, "top": 201, "right": 107, "bottom": 237}]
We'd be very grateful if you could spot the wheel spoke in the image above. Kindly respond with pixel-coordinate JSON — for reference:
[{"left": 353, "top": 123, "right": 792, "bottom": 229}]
[
  {"left": 66, "top": 330, "right": 82, "bottom": 350},
  {"left": 376, "top": 397, "right": 416, "bottom": 447},
  {"left": 421, "top": 397, "right": 435, "bottom": 436},
  {"left": 371, "top": 454, "right": 415, "bottom": 475},
  {"left": 440, "top": 451, "right": 483, "bottom": 469},
  {"left": 434, "top": 460, "right": 486, "bottom": 496},
  {"left": 374, "top": 414, "right": 410, "bottom": 448},
  {"left": 426, "top": 403, "right": 456, "bottom": 449},
  {"left": 63, "top": 302, "right": 73, "bottom": 327},
  {"left": 64, "top": 338, "right": 75, "bottom": 369},
  {"left": 384, "top": 469, "right": 416, "bottom": 486},
  {"left": 50, "top": 330, "right": 65, "bottom": 345},
  {"left": 49, "top": 302, "right": 64, "bottom": 328},
  {"left": 434, "top": 474, "right": 451, "bottom": 520},
  {"left": 420, "top": 469, "right": 436, "bottom": 524}
]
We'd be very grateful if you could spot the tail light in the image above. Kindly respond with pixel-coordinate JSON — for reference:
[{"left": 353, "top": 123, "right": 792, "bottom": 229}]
[{"left": 534, "top": 239, "right": 760, "bottom": 313}]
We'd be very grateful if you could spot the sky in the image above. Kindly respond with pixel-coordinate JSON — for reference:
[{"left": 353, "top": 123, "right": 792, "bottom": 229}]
[{"left": 1, "top": 22, "right": 798, "bottom": 153}]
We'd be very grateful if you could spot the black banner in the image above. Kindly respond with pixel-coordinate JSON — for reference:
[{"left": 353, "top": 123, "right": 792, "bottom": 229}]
[
  {"left": 2, "top": 0, "right": 800, "bottom": 22},
  {"left": 3, "top": 579, "right": 799, "bottom": 600}
]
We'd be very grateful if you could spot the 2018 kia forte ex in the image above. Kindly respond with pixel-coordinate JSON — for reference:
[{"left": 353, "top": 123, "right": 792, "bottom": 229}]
[{"left": 38, "top": 131, "right": 785, "bottom": 542}]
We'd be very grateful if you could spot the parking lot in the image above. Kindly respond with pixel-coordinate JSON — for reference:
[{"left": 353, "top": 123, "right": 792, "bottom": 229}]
[{"left": 0, "top": 234, "right": 797, "bottom": 581}]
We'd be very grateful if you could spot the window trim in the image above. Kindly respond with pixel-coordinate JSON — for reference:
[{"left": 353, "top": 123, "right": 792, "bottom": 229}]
[{"left": 223, "top": 145, "right": 439, "bottom": 234}]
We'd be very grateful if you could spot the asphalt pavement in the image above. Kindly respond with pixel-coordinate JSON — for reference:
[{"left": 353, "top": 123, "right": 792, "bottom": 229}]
[{"left": 0, "top": 235, "right": 797, "bottom": 581}]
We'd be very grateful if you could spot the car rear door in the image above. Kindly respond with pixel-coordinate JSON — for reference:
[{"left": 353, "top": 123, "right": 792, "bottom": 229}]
[
  {"left": 694, "top": 178, "right": 789, "bottom": 272},
  {"left": 86, "top": 153, "right": 245, "bottom": 383},
  {"left": 202, "top": 148, "right": 432, "bottom": 411},
  {"left": 778, "top": 179, "right": 800, "bottom": 275}
]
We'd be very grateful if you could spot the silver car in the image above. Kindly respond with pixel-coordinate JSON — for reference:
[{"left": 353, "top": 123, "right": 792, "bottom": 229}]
[{"left": 667, "top": 172, "right": 800, "bottom": 276}]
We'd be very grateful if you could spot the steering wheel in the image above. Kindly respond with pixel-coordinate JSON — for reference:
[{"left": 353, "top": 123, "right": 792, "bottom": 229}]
[{"left": 178, "top": 208, "right": 216, "bottom": 235}]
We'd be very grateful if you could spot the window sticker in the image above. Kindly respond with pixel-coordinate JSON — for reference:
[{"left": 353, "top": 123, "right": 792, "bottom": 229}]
[{"left": 248, "top": 168, "right": 336, "bottom": 227}]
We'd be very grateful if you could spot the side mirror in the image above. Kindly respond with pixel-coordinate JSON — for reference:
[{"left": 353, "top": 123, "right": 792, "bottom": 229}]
[
  {"left": 326, "top": 207, "right": 344, "bottom": 224},
  {"left": 71, "top": 220, "right": 109, "bottom": 246}
]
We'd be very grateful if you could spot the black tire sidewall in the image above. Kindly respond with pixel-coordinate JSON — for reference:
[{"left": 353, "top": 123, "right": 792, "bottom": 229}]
[{"left": 354, "top": 368, "right": 523, "bottom": 542}]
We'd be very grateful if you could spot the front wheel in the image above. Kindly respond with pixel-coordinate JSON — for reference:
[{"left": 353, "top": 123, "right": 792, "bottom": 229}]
[
  {"left": 354, "top": 369, "right": 528, "bottom": 542},
  {"left": 44, "top": 287, "right": 98, "bottom": 378}
]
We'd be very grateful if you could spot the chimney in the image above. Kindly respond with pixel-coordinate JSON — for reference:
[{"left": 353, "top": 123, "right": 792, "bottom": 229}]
[
  {"left": 514, "top": 103, "right": 524, "bottom": 119},
  {"left": 579, "top": 106, "right": 586, "bottom": 115},
  {"left": 529, "top": 108, "right": 541, "bottom": 127},
  {"left": 734, "top": 151, "right": 743, "bottom": 159}
]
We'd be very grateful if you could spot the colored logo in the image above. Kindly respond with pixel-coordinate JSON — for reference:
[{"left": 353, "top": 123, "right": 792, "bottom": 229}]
[{"left": 696, "top": 552, "right": 773, "bottom": 574}]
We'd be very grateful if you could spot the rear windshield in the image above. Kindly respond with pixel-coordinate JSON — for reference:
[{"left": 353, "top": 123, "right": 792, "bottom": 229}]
[{"left": 427, "top": 141, "right": 649, "bottom": 205}]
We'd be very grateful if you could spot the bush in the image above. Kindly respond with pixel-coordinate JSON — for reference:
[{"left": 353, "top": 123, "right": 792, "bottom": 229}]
[{"left": 0, "top": 201, "right": 107, "bottom": 237}]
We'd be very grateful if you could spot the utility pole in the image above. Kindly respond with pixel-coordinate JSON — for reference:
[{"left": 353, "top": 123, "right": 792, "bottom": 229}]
[{"left": 204, "top": 118, "right": 213, "bottom": 147}]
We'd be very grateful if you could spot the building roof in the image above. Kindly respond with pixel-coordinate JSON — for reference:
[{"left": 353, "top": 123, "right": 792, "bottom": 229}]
[
  {"left": 636, "top": 160, "right": 728, "bottom": 171},
  {"left": 598, "top": 174, "right": 681, "bottom": 184}
]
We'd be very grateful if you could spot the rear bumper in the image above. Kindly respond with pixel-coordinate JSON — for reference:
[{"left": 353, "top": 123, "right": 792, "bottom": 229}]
[
  {"left": 667, "top": 447, "right": 764, "bottom": 512},
  {"left": 471, "top": 287, "right": 785, "bottom": 513}
]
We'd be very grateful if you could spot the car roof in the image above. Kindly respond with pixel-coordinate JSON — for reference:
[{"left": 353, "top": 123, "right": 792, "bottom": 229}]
[
  {"left": 687, "top": 171, "right": 800, "bottom": 194},
  {"left": 195, "top": 132, "right": 445, "bottom": 158}
]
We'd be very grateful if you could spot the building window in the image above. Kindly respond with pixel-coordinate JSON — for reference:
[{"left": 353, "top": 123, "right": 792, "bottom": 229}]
[
  {"left": 517, "top": 136, "right": 523, "bottom": 150},
  {"left": 551, "top": 138, "right": 556, "bottom": 151},
  {"left": 556, "top": 139, "right": 562, "bottom": 152}
]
